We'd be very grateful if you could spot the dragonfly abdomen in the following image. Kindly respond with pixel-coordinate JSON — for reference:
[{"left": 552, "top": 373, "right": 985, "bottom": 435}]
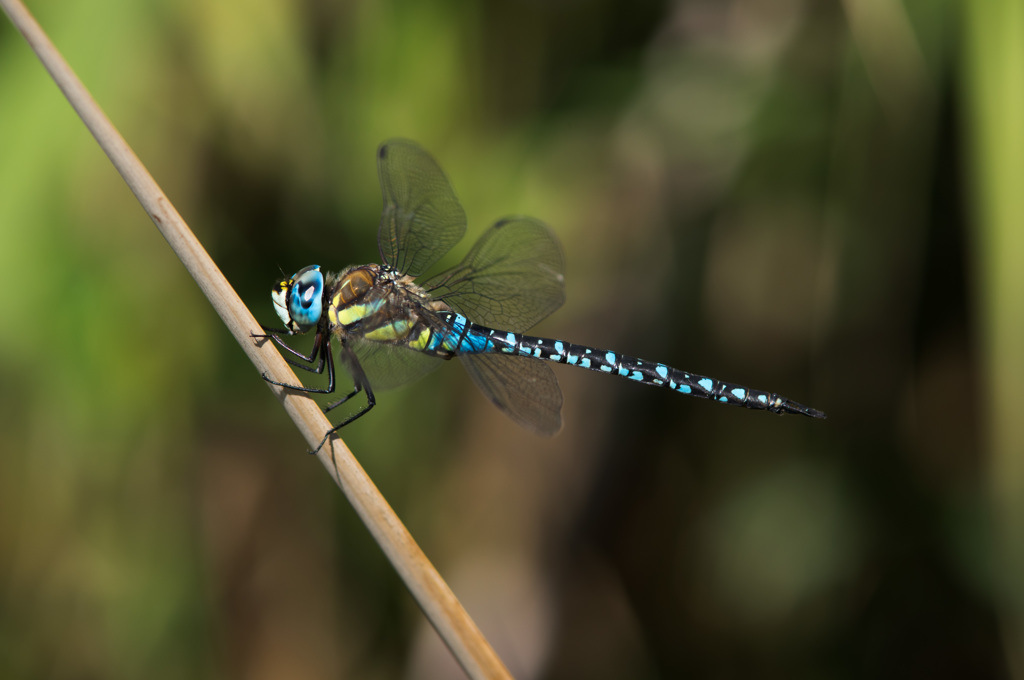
[{"left": 436, "top": 313, "right": 824, "bottom": 420}]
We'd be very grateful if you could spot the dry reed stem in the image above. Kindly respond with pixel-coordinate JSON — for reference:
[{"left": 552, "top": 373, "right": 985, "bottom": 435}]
[{"left": 0, "top": 1, "right": 511, "bottom": 677}]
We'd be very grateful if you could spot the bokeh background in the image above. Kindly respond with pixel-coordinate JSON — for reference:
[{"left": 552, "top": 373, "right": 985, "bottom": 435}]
[{"left": 2, "top": 0, "right": 1022, "bottom": 678}]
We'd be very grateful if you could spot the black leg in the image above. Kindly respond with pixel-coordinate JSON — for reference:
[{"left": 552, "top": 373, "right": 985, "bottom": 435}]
[
  {"left": 253, "top": 324, "right": 291, "bottom": 338},
  {"left": 256, "top": 327, "right": 380, "bottom": 455},
  {"left": 324, "top": 385, "right": 362, "bottom": 413},
  {"left": 254, "top": 325, "right": 329, "bottom": 374},
  {"left": 309, "top": 342, "right": 376, "bottom": 455},
  {"left": 309, "top": 395, "right": 377, "bottom": 455},
  {"left": 262, "top": 331, "right": 337, "bottom": 395},
  {"left": 262, "top": 330, "right": 320, "bottom": 362},
  {"left": 271, "top": 333, "right": 328, "bottom": 375}
]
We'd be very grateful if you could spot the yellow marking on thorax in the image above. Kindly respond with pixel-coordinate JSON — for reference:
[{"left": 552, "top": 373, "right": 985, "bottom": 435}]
[
  {"left": 363, "top": 320, "right": 412, "bottom": 342},
  {"left": 330, "top": 296, "right": 384, "bottom": 327}
]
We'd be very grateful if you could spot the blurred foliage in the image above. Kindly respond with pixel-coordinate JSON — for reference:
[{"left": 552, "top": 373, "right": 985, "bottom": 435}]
[{"left": 0, "top": 0, "right": 1019, "bottom": 678}]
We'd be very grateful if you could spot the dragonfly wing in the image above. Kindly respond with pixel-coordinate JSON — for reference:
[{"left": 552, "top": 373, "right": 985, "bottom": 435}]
[
  {"left": 377, "top": 140, "right": 467, "bottom": 277},
  {"left": 421, "top": 217, "right": 565, "bottom": 333},
  {"left": 459, "top": 353, "right": 563, "bottom": 435},
  {"left": 350, "top": 338, "right": 445, "bottom": 391}
]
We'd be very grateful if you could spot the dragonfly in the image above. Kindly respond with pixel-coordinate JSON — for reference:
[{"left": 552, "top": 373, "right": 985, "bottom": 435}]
[{"left": 259, "top": 139, "right": 825, "bottom": 453}]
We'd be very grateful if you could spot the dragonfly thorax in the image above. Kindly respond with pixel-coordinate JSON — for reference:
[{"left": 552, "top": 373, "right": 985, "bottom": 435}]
[
  {"left": 334, "top": 267, "right": 375, "bottom": 304},
  {"left": 272, "top": 264, "right": 324, "bottom": 334},
  {"left": 322, "top": 264, "right": 439, "bottom": 337}
]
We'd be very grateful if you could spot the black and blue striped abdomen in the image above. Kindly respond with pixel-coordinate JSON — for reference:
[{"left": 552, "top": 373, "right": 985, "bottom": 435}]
[{"left": 426, "top": 312, "right": 825, "bottom": 419}]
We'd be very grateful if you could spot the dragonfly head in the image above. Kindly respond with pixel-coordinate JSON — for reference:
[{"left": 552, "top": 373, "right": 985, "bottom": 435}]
[{"left": 272, "top": 265, "right": 324, "bottom": 333}]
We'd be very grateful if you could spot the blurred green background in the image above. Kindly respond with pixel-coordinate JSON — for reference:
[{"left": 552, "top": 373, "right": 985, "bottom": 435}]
[{"left": 2, "top": 0, "right": 1022, "bottom": 678}]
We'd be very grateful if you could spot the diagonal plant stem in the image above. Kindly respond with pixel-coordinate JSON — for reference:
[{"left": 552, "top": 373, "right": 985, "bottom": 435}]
[{"left": 0, "top": 1, "right": 511, "bottom": 677}]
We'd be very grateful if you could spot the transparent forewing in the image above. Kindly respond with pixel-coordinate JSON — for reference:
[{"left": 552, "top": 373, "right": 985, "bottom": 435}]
[
  {"left": 350, "top": 337, "right": 445, "bottom": 391},
  {"left": 421, "top": 217, "right": 566, "bottom": 333},
  {"left": 459, "top": 353, "right": 562, "bottom": 435},
  {"left": 377, "top": 139, "right": 467, "bottom": 277}
]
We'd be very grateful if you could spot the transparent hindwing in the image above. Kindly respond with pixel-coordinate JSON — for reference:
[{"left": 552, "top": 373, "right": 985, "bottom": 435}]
[{"left": 424, "top": 217, "right": 566, "bottom": 434}]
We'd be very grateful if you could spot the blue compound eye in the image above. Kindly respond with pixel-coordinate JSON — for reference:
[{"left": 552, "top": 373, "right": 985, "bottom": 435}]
[
  {"left": 274, "top": 265, "right": 323, "bottom": 332},
  {"left": 289, "top": 265, "right": 324, "bottom": 328}
]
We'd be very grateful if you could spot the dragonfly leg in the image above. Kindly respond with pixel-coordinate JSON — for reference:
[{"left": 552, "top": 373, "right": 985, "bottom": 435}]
[
  {"left": 323, "top": 384, "right": 362, "bottom": 413},
  {"left": 309, "top": 343, "right": 376, "bottom": 455},
  {"left": 272, "top": 333, "right": 328, "bottom": 375},
  {"left": 253, "top": 325, "right": 318, "bottom": 362},
  {"left": 261, "top": 331, "right": 336, "bottom": 394},
  {"left": 310, "top": 395, "right": 376, "bottom": 455},
  {"left": 254, "top": 326, "right": 325, "bottom": 365},
  {"left": 252, "top": 324, "right": 290, "bottom": 338},
  {"left": 279, "top": 354, "right": 326, "bottom": 375}
]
